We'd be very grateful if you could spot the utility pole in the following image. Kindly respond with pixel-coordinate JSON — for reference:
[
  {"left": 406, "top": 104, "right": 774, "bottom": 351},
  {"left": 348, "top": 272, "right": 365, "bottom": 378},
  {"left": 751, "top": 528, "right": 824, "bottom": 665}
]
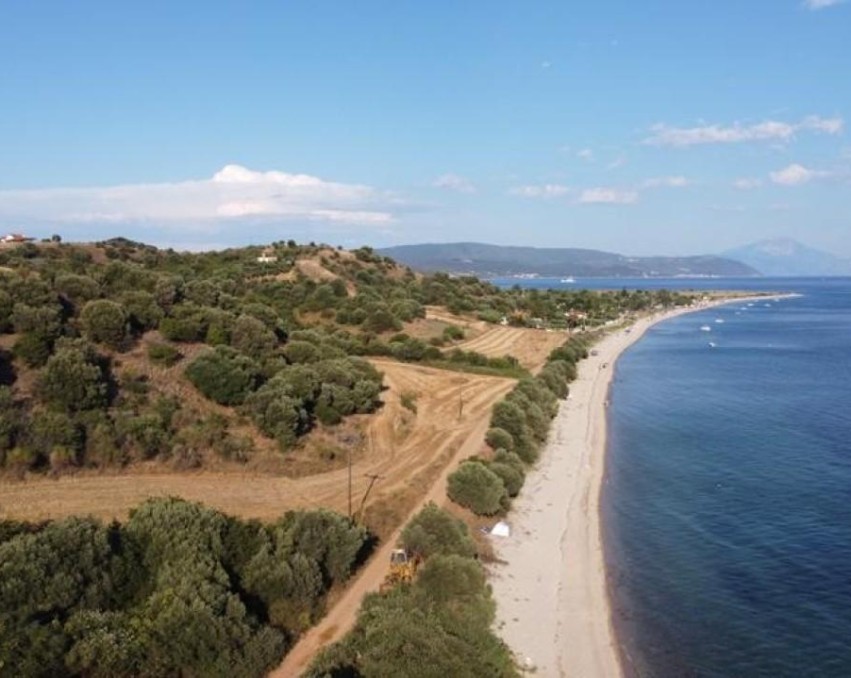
[
  {"left": 356, "top": 473, "right": 382, "bottom": 524},
  {"left": 347, "top": 446, "right": 353, "bottom": 523}
]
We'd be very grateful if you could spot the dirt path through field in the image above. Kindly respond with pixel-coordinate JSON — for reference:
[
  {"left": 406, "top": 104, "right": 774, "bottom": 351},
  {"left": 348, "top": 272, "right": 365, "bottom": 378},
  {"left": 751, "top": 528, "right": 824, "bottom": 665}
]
[
  {"left": 0, "top": 360, "right": 517, "bottom": 677},
  {"left": 0, "top": 362, "right": 512, "bottom": 526},
  {"left": 269, "top": 369, "right": 506, "bottom": 677}
]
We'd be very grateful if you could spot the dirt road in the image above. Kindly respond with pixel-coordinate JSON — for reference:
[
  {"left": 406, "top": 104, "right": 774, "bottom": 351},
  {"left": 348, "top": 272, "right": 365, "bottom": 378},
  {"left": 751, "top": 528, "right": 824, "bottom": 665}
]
[
  {"left": 0, "top": 362, "right": 513, "bottom": 526},
  {"left": 0, "top": 359, "right": 517, "bottom": 677}
]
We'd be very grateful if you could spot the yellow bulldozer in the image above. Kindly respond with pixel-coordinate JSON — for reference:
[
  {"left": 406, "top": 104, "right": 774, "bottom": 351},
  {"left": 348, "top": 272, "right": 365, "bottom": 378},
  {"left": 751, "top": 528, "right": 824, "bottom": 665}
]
[{"left": 379, "top": 548, "right": 419, "bottom": 592}]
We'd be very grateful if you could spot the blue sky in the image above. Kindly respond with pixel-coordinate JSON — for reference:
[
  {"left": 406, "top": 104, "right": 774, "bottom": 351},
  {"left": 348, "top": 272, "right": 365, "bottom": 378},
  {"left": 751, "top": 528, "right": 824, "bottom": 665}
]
[{"left": 1, "top": 1, "right": 849, "bottom": 255}]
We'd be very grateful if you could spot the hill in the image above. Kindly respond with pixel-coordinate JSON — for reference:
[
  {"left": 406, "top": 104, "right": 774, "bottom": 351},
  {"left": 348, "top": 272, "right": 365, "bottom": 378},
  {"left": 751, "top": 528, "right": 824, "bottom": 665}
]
[
  {"left": 723, "top": 238, "right": 851, "bottom": 277},
  {"left": 378, "top": 242, "right": 758, "bottom": 278},
  {"left": 0, "top": 237, "right": 694, "bottom": 481}
]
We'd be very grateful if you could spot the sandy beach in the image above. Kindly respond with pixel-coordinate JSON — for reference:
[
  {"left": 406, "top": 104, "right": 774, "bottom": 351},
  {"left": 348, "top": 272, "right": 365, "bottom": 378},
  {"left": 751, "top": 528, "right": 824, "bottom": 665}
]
[{"left": 488, "top": 296, "right": 783, "bottom": 677}]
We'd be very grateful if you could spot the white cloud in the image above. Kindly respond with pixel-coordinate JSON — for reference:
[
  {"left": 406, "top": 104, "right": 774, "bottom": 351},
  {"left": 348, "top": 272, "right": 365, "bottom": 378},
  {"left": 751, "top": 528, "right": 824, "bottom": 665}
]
[
  {"left": 769, "top": 163, "right": 829, "bottom": 185},
  {"left": 433, "top": 173, "right": 476, "bottom": 193},
  {"left": 577, "top": 148, "right": 594, "bottom": 161},
  {"left": 733, "top": 178, "right": 763, "bottom": 190},
  {"left": 803, "top": 0, "right": 845, "bottom": 9},
  {"left": 606, "top": 155, "right": 627, "bottom": 170},
  {"left": 578, "top": 188, "right": 638, "bottom": 204},
  {"left": 645, "top": 115, "right": 843, "bottom": 147},
  {"left": 509, "top": 184, "right": 570, "bottom": 199},
  {"left": 541, "top": 61, "right": 552, "bottom": 69},
  {"left": 642, "top": 176, "right": 689, "bottom": 188},
  {"left": 0, "top": 164, "right": 395, "bottom": 226}
]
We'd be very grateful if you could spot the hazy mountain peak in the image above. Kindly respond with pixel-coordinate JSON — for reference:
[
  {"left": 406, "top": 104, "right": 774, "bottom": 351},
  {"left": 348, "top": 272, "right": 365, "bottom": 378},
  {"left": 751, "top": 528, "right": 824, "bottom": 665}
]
[{"left": 724, "top": 238, "right": 851, "bottom": 276}]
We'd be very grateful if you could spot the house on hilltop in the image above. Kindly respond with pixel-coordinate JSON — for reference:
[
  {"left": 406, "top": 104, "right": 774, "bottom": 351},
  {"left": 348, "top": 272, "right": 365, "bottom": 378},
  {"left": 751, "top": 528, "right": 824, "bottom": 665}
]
[
  {"left": 1, "top": 233, "right": 34, "bottom": 244},
  {"left": 256, "top": 247, "right": 278, "bottom": 263}
]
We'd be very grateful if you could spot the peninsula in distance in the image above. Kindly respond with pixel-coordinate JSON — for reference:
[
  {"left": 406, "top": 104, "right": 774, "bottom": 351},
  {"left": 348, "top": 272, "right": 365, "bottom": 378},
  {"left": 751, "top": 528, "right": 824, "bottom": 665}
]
[{"left": 379, "top": 238, "right": 851, "bottom": 278}]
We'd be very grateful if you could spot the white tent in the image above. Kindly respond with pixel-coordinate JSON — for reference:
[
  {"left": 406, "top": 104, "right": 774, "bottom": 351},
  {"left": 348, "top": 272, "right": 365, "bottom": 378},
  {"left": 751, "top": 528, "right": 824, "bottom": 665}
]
[{"left": 490, "top": 521, "right": 511, "bottom": 538}]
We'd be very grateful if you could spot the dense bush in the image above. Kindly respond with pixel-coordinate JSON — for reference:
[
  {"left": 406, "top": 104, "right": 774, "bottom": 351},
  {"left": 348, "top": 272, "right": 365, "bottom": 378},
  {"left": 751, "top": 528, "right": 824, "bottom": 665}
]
[
  {"left": 185, "top": 346, "right": 260, "bottom": 406},
  {"left": 38, "top": 345, "right": 109, "bottom": 412},
  {"left": 0, "top": 498, "right": 371, "bottom": 677},
  {"left": 400, "top": 502, "right": 477, "bottom": 559},
  {"left": 485, "top": 427, "right": 514, "bottom": 452},
  {"left": 147, "top": 341, "right": 182, "bottom": 366},
  {"left": 447, "top": 461, "right": 507, "bottom": 516},
  {"left": 80, "top": 299, "right": 129, "bottom": 348},
  {"left": 307, "top": 506, "right": 516, "bottom": 678},
  {"left": 245, "top": 357, "right": 383, "bottom": 449}
]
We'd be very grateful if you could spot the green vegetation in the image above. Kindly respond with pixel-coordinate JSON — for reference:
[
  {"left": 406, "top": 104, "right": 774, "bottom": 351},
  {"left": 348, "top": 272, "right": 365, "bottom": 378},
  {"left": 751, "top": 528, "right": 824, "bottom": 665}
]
[
  {"left": 0, "top": 497, "right": 371, "bottom": 677},
  {"left": 307, "top": 505, "right": 517, "bottom": 678},
  {"left": 447, "top": 461, "right": 508, "bottom": 515},
  {"left": 400, "top": 390, "right": 418, "bottom": 413},
  {"left": 447, "top": 335, "right": 591, "bottom": 516},
  {"left": 400, "top": 502, "right": 477, "bottom": 559},
  {"left": 0, "top": 239, "right": 691, "bottom": 476}
]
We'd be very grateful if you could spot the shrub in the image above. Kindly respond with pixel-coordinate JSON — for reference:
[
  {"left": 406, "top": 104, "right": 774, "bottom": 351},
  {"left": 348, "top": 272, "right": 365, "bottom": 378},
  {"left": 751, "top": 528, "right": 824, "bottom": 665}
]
[
  {"left": 400, "top": 503, "right": 477, "bottom": 559},
  {"left": 120, "top": 291, "right": 163, "bottom": 332},
  {"left": 185, "top": 347, "right": 260, "bottom": 406},
  {"left": 55, "top": 273, "right": 100, "bottom": 308},
  {"left": 38, "top": 348, "right": 108, "bottom": 412},
  {"left": 80, "top": 300, "right": 128, "bottom": 348},
  {"left": 442, "top": 324, "right": 465, "bottom": 341},
  {"left": 400, "top": 391, "right": 418, "bottom": 413},
  {"left": 488, "top": 461, "right": 523, "bottom": 497},
  {"left": 13, "top": 332, "right": 53, "bottom": 367},
  {"left": 447, "top": 461, "right": 507, "bottom": 516},
  {"left": 485, "top": 427, "right": 514, "bottom": 452},
  {"left": 147, "top": 342, "right": 182, "bottom": 367},
  {"left": 283, "top": 340, "right": 320, "bottom": 365},
  {"left": 493, "top": 448, "right": 525, "bottom": 472},
  {"left": 362, "top": 308, "right": 401, "bottom": 334},
  {"left": 230, "top": 314, "right": 277, "bottom": 359}
]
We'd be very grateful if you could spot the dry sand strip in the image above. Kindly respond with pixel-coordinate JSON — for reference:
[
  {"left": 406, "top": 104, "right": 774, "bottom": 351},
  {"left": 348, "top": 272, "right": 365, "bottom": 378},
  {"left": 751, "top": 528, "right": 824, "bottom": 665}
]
[{"left": 488, "top": 295, "right": 792, "bottom": 677}]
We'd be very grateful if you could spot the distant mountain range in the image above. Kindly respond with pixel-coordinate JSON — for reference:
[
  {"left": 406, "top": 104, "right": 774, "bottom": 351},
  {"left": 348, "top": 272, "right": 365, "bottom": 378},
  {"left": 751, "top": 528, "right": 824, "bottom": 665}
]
[
  {"left": 378, "top": 242, "right": 758, "bottom": 278},
  {"left": 722, "top": 238, "right": 851, "bottom": 277}
]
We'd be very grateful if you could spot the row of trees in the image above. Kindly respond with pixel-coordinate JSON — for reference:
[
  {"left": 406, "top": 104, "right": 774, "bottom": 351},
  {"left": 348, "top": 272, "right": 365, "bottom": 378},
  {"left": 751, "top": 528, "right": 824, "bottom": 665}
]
[
  {"left": 0, "top": 498, "right": 371, "bottom": 677},
  {"left": 446, "top": 335, "right": 590, "bottom": 516},
  {"left": 306, "top": 504, "right": 517, "bottom": 677}
]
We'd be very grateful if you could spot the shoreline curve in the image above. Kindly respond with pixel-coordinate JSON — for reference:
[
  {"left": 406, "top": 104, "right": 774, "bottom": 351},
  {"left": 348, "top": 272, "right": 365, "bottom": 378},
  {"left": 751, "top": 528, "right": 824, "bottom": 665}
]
[{"left": 488, "top": 294, "right": 788, "bottom": 677}]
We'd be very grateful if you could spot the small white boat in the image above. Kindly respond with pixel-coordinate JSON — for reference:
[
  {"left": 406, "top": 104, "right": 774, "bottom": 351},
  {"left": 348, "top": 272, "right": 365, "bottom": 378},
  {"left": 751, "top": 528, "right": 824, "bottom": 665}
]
[
  {"left": 708, "top": 341, "right": 717, "bottom": 348},
  {"left": 560, "top": 276, "right": 576, "bottom": 283},
  {"left": 700, "top": 325, "right": 712, "bottom": 332},
  {"left": 747, "top": 303, "right": 754, "bottom": 307},
  {"left": 764, "top": 303, "right": 772, "bottom": 307},
  {"left": 715, "top": 318, "right": 724, "bottom": 324}
]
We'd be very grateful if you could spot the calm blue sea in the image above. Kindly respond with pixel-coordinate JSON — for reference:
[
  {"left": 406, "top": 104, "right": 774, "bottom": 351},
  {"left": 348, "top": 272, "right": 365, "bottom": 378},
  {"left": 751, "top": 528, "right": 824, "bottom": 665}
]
[{"left": 498, "top": 277, "right": 851, "bottom": 677}]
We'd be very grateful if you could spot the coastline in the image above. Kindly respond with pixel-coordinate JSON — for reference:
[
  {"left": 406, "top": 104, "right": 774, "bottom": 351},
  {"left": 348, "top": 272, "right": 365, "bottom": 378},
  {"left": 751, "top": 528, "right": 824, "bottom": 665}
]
[{"left": 488, "top": 295, "right": 787, "bottom": 677}]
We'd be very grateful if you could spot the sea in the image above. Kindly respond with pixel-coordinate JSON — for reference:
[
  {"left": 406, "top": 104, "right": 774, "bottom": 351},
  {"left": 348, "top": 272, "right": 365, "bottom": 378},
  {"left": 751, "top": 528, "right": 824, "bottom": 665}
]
[{"left": 494, "top": 277, "right": 851, "bottom": 678}]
